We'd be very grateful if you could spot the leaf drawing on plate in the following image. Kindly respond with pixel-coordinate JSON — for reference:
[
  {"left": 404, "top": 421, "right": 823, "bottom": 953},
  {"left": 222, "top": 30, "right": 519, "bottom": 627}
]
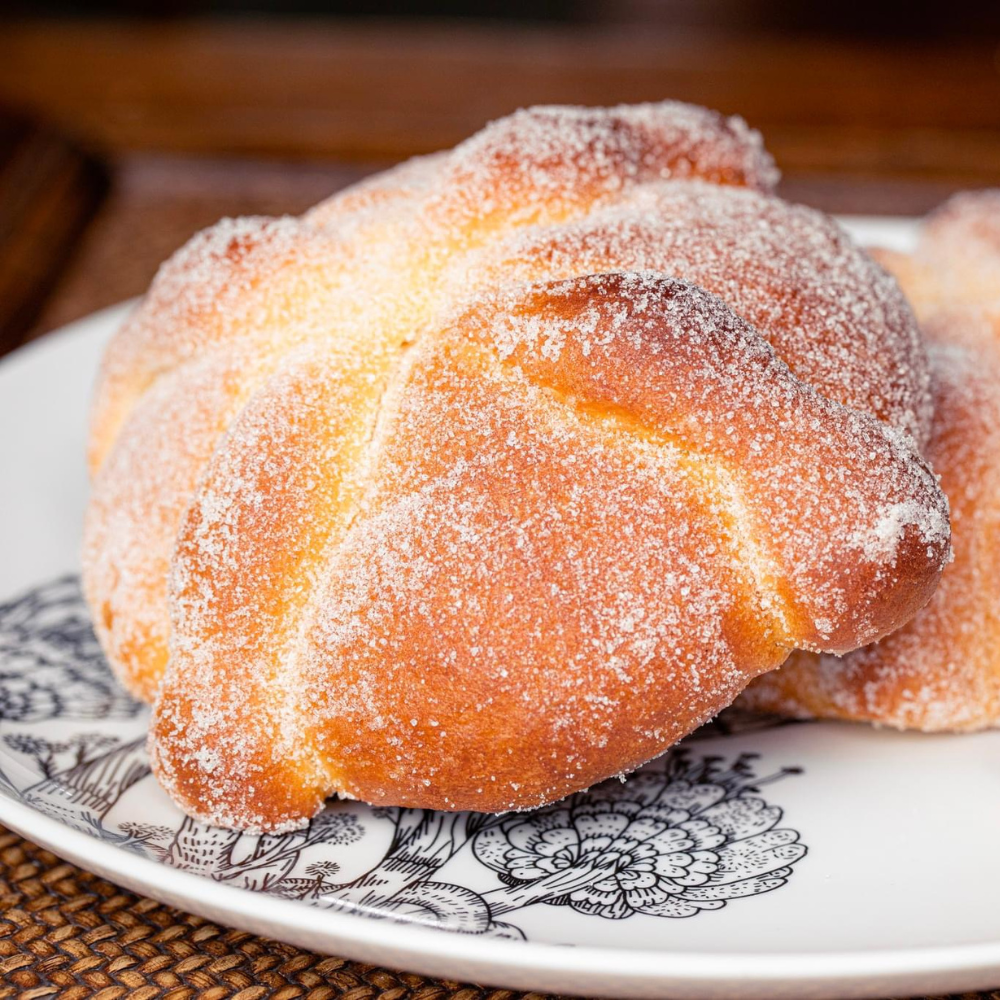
[
  {"left": 0, "top": 577, "right": 143, "bottom": 722},
  {"left": 18, "top": 736, "right": 150, "bottom": 833},
  {"left": 164, "top": 809, "right": 365, "bottom": 893},
  {"left": 3, "top": 731, "right": 119, "bottom": 778},
  {"left": 311, "top": 809, "right": 519, "bottom": 936}
]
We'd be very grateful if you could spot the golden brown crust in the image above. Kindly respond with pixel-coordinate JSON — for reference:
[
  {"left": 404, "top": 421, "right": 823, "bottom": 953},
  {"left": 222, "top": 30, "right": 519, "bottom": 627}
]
[
  {"left": 457, "top": 277, "right": 944, "bottom": 652},
  {"left": 84, "top": 101, "right": 950, "bottom": 831},
  {"left": 148, "top": 342, "right": 395, "bottom": 829},
  {"left": 456, "top": 181, "right": 933, "bottom": 443},
  {"left": 82, "top": 352, "right": 255, "bottom": 700}
]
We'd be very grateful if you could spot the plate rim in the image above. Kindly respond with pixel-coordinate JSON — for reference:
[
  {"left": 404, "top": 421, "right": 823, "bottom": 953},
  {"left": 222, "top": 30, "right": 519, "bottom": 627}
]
[
  {"left": 5, "top": 791, "right": 1000, "bottom": 992},
  {"left": 5, "top": 216, "right": 1000, "bottom": 998}
]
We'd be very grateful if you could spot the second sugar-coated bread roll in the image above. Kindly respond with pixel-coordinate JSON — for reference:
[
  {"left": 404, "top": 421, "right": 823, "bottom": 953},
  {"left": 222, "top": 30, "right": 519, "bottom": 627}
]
[
  {"left": 873, "top": 189, "right": 1000, "bottom": 340},
  {"left": 148, "top": 273, "right": 949, "bottom": 832},
  {"left": 741, "top": 340, "right": 1000, "bottom": 731}
]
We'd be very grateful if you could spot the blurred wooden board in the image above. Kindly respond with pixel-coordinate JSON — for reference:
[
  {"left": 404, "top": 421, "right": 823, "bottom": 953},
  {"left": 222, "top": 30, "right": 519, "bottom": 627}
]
[
  {"left": 0, "top": 111, "right": 107, "bottom": 355},
  {"left": 0, "top": 19, "right": 998, "bottom": 184},
  {"left": 0, "top": 17, "right": 996, "bottom": 348}
]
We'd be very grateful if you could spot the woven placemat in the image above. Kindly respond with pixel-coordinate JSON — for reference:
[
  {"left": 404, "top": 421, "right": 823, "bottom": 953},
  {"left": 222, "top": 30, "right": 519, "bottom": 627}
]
[{"left": 3, "top": 824, "right": 999, "bottom": 1000}]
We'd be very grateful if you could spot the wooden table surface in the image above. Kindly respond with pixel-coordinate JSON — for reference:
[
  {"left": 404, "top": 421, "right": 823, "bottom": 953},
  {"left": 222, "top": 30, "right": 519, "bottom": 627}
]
[
  {"left": 0, "top": 16, "right": 998, "bottom": 349},
  {"left": 0, "top": 15, "right": 999, "bottom": 1000}
]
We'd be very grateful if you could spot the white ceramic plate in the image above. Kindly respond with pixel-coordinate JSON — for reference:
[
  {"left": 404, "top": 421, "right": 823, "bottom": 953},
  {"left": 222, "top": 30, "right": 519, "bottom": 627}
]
[{"left": 2, "top": 218, "right": 1000, "bottom": 1000}]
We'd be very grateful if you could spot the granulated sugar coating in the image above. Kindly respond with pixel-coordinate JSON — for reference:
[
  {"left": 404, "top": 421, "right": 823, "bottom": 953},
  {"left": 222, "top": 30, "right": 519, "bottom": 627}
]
[
  {"left": 88, "top": 216, "right": 330, "bottom": 472},
  {"left": 456, "top": 180, "right": 932, "bottom": 444},
  {"left": 429, "top": 102, "right": 779, "bottom": 235},
  {"left": 83, "top": 100, "right": 951, "bottom": 832}
]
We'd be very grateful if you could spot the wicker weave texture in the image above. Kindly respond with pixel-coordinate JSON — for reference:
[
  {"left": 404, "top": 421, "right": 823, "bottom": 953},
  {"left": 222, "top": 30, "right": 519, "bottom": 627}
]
[{"left": 2, "top": 824, "right": 999, "bottom": 1000}]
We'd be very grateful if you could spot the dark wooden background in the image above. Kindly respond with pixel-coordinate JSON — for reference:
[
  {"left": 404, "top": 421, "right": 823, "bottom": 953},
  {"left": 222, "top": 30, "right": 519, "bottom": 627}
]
[{"left": 0, "top": 15, "right": 998, "bottom": 358}]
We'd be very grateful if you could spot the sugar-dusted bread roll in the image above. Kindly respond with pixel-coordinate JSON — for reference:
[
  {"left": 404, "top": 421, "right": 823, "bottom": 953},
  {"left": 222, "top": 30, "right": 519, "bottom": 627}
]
[{"left": 83, "top": 102, "right": 949, "bottom": 831}]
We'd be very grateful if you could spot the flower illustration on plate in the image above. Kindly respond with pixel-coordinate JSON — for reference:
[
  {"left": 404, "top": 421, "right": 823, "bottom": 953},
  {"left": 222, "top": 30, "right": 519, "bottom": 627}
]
[{"left": 474, "top": 751, "right": 806, "bottom": 919}]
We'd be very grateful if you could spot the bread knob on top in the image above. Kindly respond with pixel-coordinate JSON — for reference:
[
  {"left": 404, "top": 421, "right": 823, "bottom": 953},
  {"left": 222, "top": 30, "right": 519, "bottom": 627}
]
[{"left": 83, "top": 101, "right": 950, "bottom": 832}]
